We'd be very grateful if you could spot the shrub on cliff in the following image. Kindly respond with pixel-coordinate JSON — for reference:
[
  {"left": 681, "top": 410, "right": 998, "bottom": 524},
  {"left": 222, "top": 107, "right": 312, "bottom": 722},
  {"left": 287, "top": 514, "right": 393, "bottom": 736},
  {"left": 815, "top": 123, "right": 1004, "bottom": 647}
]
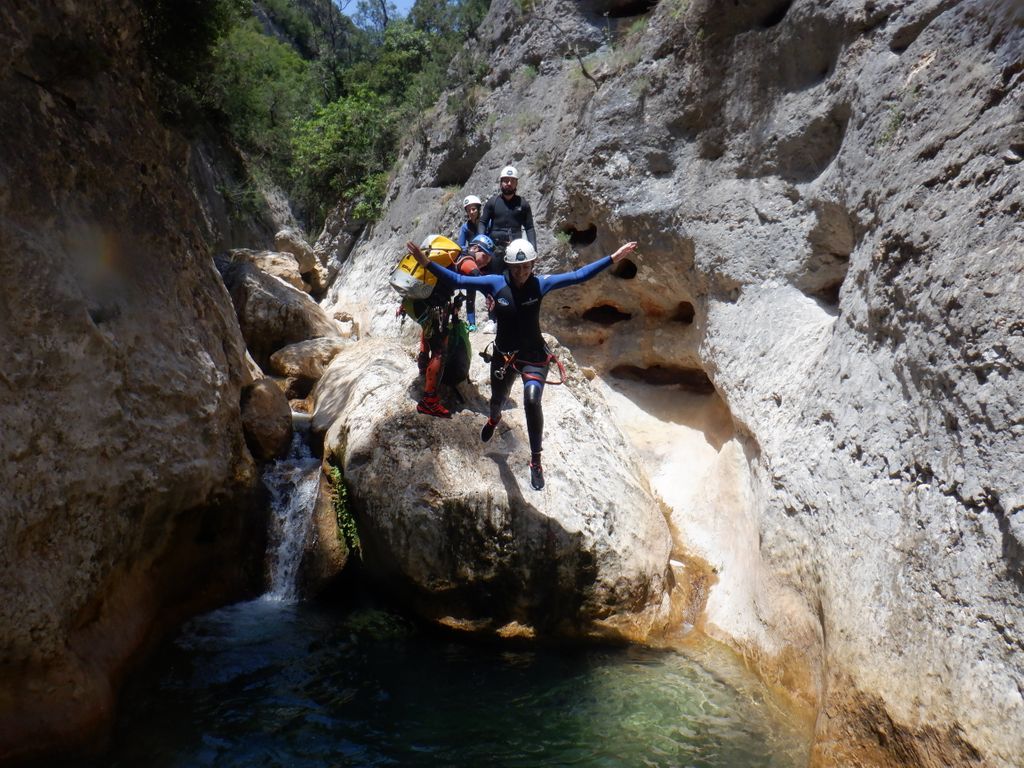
[
  {"left": 290, "top": 88, "right": 395, "bottom": 221},
  {"left": 137, "top": 0, "right": 251, "bottom": 121},
  {"left": 138, "top": 0, "right": 490, "bottom": 229},
  {"left": 209, "top": 18, "right": 316, "bottom": 178}
]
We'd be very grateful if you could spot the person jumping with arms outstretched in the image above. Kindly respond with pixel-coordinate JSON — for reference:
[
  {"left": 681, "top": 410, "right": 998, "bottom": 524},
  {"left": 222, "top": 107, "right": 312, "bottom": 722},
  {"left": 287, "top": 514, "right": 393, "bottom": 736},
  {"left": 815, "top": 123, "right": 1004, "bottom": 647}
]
[{"left": 407, "top": 236, "right": 638, "bottom": 490}]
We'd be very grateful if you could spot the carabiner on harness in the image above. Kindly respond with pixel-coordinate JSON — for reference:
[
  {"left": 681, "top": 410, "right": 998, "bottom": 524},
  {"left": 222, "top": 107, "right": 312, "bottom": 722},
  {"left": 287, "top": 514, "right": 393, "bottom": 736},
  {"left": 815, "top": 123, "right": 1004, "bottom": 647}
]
[{"left": 486, "top": 346, "right": 517, "bottom": 381}]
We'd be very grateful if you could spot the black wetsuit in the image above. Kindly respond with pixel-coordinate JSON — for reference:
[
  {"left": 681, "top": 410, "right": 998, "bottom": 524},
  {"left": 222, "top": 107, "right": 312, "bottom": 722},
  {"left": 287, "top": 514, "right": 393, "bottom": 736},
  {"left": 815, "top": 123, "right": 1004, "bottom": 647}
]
[{"left": 482, "top": 193, "right": 537, "bottom": 252}]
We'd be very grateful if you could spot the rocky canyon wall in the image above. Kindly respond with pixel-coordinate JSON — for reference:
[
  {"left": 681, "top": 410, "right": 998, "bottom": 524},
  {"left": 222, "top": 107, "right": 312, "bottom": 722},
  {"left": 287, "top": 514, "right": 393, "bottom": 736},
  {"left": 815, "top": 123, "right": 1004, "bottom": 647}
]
[
  {"left": 0, "top": 1, "right": 266, "bottom": 761},
  {"left": 325, "top": 0, "right": 1023, "bottom": 765}
]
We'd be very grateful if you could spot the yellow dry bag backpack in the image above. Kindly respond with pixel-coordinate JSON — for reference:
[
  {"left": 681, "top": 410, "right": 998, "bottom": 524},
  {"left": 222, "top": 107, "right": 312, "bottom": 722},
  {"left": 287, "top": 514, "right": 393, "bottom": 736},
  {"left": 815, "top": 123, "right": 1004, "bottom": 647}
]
[{"left": 389, "top": 234, "right": 461, "bottom": 300}]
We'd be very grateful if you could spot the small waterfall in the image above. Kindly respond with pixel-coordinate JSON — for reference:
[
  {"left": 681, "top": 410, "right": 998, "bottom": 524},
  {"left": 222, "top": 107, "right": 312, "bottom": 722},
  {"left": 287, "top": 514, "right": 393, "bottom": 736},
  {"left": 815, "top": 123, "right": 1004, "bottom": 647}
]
[{"left": 261, "top": 417, "right": 321, "bottom": 601}]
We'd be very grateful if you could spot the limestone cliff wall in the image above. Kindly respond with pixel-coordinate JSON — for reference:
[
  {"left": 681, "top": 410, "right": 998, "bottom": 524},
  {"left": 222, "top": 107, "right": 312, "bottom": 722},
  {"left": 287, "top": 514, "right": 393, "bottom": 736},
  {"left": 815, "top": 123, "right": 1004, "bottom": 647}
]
[
  {"left": 0, "top": 1, "right": 265, "bottom": 760},
  {"left": 326, "top": 0, "right": 1023, "bottom": 764}
]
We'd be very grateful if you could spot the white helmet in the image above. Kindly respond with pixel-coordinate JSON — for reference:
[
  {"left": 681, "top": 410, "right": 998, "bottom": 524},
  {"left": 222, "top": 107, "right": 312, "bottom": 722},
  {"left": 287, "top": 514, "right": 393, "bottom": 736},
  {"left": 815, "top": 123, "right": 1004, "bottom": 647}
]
[
  {"left": 504, "top": 238, "right": 537, "bottom": 264},
  {"left": 499, "top": 165, "right": 519, "bottom": 180},
  {"left": 463, "top": 195, "right": 481, "bottom": 209}
]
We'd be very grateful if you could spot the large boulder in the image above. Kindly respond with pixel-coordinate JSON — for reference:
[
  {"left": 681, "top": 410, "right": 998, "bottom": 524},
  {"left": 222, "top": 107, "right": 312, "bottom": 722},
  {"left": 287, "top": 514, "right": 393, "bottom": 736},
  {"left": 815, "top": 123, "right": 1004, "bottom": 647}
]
[
  {"left": 240, "top": 379, "right": 293, "bottom": 460},
  {"left": 311, "top": 336, "right": 677, "bottom": 640},
  {"left": 231, "top": 248, "right": 308, "bottom": 292},
  {"left": 221, "top": 260, "right": 341, "bottom": 369},
  {"left": 269, "top": 337, "right": 350, "bottom": 381},
  {"left": 274, "top": 227, "right": 317, "bottom": 274}
]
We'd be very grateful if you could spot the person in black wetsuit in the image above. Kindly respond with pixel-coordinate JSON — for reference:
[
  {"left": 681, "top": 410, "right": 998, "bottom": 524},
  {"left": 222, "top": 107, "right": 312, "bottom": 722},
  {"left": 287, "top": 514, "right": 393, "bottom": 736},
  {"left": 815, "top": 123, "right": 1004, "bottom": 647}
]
[
  {"left": 407, "top": 236, "right": 639, "bottom": 490},
  {"left": 482, "top": 166, "right": 536, "bottom": 260}
]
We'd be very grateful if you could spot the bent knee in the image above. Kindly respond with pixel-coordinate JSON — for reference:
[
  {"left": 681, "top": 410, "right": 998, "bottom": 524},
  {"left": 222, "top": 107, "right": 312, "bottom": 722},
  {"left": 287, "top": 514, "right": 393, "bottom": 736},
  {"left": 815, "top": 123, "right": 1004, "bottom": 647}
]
[{"left": 523, "top": 381, "right": 544, "bottom": 405}]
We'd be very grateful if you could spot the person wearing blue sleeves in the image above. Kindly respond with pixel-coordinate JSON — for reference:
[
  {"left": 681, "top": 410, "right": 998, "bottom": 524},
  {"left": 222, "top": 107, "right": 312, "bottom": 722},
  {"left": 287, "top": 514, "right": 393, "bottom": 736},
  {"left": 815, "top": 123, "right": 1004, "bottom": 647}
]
[
  {"left": 457, "top": 195, "right": 484, "bottom": 247},
  {"left": 407, "top": 236, "right": 638, "bottom": 490},
  {"left": 454, "top": 234, "right": 495, "bottom": 331}
]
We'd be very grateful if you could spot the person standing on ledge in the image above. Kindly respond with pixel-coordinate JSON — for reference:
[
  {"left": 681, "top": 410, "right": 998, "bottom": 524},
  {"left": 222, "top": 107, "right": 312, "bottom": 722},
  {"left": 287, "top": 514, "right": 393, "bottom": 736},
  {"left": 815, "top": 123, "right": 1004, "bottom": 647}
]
[
  {"left": 454, "top": 234, "right": 495, "bottom": 331},
  {"left": 482, "top": 166, "right": 536, "bottom": 261},
  {"left": 407, "top": 236, "right": 639, "bottom": 490},
  {"left": 456, "top": 195, "right": 484, "bottom": 248}
]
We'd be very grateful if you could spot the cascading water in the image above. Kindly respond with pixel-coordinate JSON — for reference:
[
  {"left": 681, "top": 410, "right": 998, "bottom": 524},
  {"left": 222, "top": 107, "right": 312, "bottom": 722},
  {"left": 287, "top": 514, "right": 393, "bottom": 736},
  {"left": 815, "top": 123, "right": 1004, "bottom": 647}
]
[{"left": 261, "top": 415, "right": 321, "bottom": 601}]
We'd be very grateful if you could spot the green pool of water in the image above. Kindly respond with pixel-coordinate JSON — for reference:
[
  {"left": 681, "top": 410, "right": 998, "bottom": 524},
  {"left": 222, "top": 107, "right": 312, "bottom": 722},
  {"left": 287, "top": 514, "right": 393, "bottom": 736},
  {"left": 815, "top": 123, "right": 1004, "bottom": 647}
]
[{"left": 92, "top": 597, "right": 811, "bottom": 767}]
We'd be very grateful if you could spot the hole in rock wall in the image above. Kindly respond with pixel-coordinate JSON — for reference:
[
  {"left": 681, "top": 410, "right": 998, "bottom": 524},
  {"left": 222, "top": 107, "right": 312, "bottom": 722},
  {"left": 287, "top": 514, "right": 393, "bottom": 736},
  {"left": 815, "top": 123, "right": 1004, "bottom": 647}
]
[
  {"left": 585, "top": 0, "right": 659, "bottom": 19},
  {"left": 699, "top": 134, "right": 727, "bottom": 161},
  {"left": 566, "top": 225, "right": 598, "bottom": 247},
  {"left": 889, "top": 0, "right": 956, "bottom": 53},
  {"left": 774, "top": 14, "right": 845, "bottom": 93},
  {"left": 582, "top": 304, "right": 633, "bottom": 325},
  {"left": 775, "top": 103, "right": 850, "bottom": 183},
  {"left": 434, "top": 137, "right": 490, "bottom": 187},
  {"left": 611, "top": 259, "right": 638, "bottom": 279},
  {"left": 671, "top": 301, "right": 695, "bottom": 324},
  {"left": 611, "top": 364, "right": 715, "bottom": 393},
  {"left": 815, "top": 280, "right": 843, "bottom": 308},
  {"left": 697, "top": 0, "right": 803, "bottom": 39},
  {"left": 802, "top": 200, "right": 855, "bottom": 308},
  {"left": 759, "top": 0, "right": 794, "bottom": 28}
]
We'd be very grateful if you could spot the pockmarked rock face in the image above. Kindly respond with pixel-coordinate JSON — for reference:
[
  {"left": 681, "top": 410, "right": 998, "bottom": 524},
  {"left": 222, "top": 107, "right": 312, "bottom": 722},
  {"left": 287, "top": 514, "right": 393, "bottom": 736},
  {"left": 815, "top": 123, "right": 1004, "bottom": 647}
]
[
  {"left": 0, "top": 0, "right": 266, "bottom": 761},
  {"left": 311, "top": 337, "right": 676, "bottom": 641},
  {"left": 328, "top": 0, "right": 1024, "bottom": 763}
]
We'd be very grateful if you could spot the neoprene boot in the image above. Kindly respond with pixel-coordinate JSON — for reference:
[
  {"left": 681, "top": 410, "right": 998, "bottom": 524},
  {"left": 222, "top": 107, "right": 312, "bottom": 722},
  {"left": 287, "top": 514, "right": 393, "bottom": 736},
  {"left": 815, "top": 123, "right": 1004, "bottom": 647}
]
[
  {"left": 481, "top": 416, "right": 500, "bottom": 442},
  {"left": 529, "top": 458, "right": 544, "bottom": 490},
  {"left": 417, "top": 393, "right": 451, "bottom": 419}
]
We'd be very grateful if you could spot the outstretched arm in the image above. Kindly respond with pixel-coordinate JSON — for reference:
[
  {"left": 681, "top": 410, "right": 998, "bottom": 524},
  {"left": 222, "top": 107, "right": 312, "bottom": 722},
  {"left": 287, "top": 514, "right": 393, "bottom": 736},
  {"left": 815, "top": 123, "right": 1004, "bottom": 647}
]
[
  {"left": 406, "top": 241, "right": 500, "bottom": 291},
  {"left": 539, "top": 242, "right": 639, "bottom": 294}
]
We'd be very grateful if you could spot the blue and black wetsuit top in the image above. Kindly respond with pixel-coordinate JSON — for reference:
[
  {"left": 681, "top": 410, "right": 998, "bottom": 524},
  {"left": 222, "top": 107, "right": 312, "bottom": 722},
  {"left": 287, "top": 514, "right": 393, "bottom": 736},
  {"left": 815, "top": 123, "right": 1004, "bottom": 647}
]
[
  {"left": 457, "top": 220, "right": 484, "bottom": 248},
  {"left": 426, "top": 256, "right": 613, "bottom": 361}
]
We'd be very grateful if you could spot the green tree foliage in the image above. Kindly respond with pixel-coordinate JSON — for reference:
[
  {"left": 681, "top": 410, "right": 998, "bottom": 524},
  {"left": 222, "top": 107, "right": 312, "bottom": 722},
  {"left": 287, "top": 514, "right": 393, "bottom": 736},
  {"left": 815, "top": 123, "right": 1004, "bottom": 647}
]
[
  {"left": 290, "top": 89, "right": 395, "bottom": 220},
  {"left": 354, "top": 0, "right": 399, "bottom": 41},
  {"left": 282, "top": 0, "right": 367, "bottom": 101},
  {"left": 138, "top": 0, "right": 252, "bottom": 121},
  {"left": 410, "top": 0, "right": 489, "bottom": 38},
  {"left": 260, "top": 0, "right": 318, "bottom": 58},
  {"left": 137, "top": 0, "right": 491, "bottom": 229},
  {"left": 209, "top": 18, "right": 315, "bottom": 175}
]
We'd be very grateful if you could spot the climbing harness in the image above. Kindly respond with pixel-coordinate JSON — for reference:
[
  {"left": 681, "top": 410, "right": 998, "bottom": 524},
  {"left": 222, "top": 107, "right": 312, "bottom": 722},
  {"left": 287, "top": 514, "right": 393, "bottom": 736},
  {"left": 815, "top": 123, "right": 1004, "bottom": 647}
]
[{"left": 479, "top": 342, "right": 567, "bottom": 385}]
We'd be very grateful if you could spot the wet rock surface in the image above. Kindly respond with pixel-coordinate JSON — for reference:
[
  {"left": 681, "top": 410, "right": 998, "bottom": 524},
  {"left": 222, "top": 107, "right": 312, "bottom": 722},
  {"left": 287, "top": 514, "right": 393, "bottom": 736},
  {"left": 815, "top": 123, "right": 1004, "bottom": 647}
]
[{"left": 240, "top": 379, "right": 293, "bottom": 461}]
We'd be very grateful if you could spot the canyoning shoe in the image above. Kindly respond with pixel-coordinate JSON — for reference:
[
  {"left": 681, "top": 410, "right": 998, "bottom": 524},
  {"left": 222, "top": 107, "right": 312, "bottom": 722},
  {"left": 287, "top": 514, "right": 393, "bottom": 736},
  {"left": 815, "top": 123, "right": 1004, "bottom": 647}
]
[
  {"left": 529, "top": 461, "right": 544, "bottom": 490},
  {"left": 481, "top": 417, "right": 500, "bottom": 442},
  {"left": 417, "top": 395, "right": 451, "bottom": 419}
]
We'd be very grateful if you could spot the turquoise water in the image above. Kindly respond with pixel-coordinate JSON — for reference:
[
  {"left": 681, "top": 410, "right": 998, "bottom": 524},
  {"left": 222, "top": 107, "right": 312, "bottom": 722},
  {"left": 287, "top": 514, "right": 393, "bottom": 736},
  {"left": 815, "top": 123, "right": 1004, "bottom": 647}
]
[{"left": 93, "top": 597, "right": 811, "bottom": 767}]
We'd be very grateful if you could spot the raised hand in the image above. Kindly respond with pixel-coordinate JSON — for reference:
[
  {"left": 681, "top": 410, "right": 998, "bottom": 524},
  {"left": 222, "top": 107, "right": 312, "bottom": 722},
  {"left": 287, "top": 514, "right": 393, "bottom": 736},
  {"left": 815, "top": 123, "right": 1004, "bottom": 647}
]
[
  {"left": 406, "top": 240, "right": 428, "bottom": 266},
  {"left": 610, "top": 241, "right": 638, "bottom": 263}
]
